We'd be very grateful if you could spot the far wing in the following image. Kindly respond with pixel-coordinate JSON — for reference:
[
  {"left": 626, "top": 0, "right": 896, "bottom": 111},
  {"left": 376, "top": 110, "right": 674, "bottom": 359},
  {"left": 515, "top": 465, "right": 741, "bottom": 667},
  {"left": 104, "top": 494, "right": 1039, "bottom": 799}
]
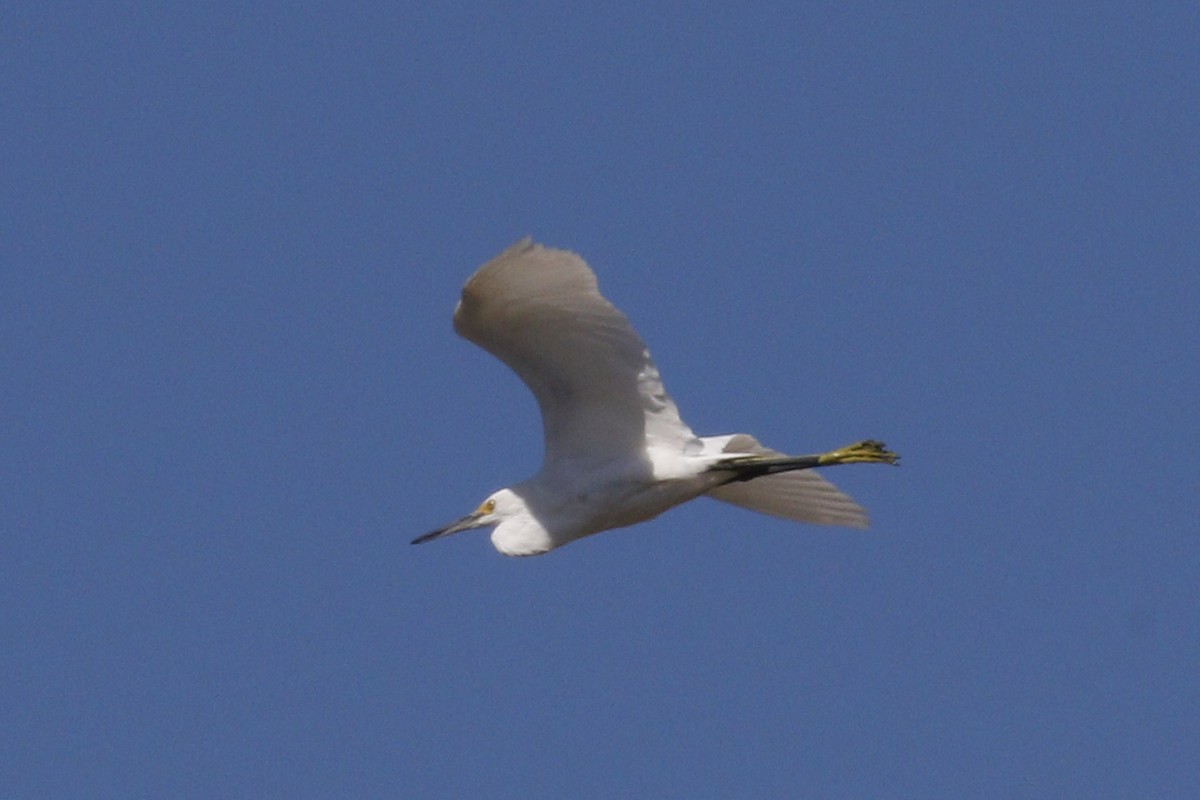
[
  {"left": 705, "top": 434, "right": 870, "bottom": 528},
  {"left": 453, "top": 238, "right": 698, "bottom": 467}
]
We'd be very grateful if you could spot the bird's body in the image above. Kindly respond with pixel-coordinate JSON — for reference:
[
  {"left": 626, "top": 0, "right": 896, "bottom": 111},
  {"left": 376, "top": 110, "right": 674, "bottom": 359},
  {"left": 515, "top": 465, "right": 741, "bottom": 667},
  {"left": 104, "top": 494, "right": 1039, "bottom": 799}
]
[
  {"left": 415, "top": 239, "right": 897, "bottom": 556},
  {"left": 495, "top": 447, "right": 721, "bottom": 556}
]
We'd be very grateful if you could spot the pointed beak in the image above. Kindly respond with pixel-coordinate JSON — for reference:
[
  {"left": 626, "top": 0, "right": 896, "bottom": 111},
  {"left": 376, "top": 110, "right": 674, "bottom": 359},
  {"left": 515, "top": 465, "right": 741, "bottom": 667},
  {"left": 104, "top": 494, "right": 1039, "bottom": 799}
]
[{"left": 412, "top": 511, "right": 485, "bottom": 545}]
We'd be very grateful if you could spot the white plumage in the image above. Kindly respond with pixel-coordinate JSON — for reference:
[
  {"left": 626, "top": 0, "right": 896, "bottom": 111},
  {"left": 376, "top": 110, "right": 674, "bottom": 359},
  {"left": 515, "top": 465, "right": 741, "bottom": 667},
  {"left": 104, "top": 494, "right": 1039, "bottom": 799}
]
[{"left": 415, "top": 238, "right": 897, "bottom": 556}]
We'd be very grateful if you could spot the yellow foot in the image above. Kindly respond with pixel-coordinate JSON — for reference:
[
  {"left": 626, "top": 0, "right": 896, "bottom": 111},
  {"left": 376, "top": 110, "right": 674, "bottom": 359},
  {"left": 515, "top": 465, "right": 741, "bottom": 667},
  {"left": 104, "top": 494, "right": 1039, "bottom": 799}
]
[{"left": 817, "top": 440, "right": 900, "bottom": 466}]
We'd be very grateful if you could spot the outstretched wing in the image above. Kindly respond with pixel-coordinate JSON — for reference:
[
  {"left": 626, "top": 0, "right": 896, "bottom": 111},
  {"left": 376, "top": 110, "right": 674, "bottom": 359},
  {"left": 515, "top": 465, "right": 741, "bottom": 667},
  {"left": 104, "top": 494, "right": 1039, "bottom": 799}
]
[
  {"left": 705, "top": 434, "right": 871, "bottom": 527},
  {"left": 453, "top": 238, "right": 698, "bottom": 468}
]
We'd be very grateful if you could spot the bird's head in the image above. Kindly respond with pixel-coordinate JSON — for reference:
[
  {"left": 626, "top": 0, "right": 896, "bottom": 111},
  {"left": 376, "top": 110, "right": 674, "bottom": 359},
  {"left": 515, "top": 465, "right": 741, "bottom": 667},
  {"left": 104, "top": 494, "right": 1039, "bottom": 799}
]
[
  {"left": 414, "top": 488, "right": 554, "bottom": 556},
  {"left": 413, "top": 490, "right": 509, "bottom": 544}
]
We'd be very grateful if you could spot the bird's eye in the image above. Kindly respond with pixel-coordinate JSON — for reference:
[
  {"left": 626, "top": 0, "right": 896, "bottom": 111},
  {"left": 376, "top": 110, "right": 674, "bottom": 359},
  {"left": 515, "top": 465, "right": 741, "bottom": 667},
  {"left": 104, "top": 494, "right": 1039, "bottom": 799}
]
[{"left": 481, "top": 499, "right": 496, "bottom": 514}]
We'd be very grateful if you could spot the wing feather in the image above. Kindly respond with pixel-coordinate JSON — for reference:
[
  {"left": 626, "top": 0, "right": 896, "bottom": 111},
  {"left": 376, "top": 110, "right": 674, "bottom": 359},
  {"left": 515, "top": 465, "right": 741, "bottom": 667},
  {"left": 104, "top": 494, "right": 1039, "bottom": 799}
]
[
  {"left": 453, "top": 238, "right": 698, "bottom": 467},
  {"left": 705, "top": 434, "right": 870, "bottom": 528}
]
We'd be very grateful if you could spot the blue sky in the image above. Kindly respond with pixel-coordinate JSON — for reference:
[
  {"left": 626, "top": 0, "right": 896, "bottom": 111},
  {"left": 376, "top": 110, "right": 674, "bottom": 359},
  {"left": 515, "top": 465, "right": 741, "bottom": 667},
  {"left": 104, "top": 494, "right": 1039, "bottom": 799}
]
[{"left": 4, "top": 2, "right": 1198, "bottom": 797}]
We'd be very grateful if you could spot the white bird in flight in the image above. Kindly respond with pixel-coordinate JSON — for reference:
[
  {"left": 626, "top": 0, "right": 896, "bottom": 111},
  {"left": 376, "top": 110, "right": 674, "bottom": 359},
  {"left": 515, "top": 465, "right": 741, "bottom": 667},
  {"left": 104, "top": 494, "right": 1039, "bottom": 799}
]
[{"left": 415, "top": 239, "right": 898, "bottom": 556}]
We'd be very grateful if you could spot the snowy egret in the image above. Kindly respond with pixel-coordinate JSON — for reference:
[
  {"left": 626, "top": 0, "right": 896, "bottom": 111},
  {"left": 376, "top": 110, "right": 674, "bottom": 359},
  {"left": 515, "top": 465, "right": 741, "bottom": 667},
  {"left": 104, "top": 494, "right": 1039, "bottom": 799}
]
[{"left": 415, "top": 238, "right": 898, "bottom": 556}]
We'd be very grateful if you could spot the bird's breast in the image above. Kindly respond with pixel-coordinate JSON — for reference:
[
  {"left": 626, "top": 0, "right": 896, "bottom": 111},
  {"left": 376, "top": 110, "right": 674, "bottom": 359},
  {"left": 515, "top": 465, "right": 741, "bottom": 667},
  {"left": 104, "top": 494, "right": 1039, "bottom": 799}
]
[{"left": 560, "top": 477, "right": 710, "bottom": 541}]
